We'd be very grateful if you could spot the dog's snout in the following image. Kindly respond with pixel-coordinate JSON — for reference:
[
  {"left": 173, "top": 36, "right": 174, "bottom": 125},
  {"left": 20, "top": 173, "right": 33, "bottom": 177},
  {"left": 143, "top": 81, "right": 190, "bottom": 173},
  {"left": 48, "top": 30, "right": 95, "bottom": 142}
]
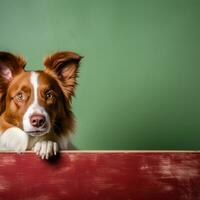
[{"left": 30, "top": 114, "right": 46, "bottom": 128}]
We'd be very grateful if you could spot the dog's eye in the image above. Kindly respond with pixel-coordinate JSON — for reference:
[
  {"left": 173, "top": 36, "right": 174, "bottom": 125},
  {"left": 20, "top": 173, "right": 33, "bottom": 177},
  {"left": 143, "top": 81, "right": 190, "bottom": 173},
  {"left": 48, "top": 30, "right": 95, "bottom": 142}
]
[
  {"left": 44, "top": 90, "right": 56, "bottom": 104},
  {"left": 16, "top": 92, "right": 24, "bottom": 102},
  {"left": 45, "top": 91, "right": 53, "bottom": 99}
]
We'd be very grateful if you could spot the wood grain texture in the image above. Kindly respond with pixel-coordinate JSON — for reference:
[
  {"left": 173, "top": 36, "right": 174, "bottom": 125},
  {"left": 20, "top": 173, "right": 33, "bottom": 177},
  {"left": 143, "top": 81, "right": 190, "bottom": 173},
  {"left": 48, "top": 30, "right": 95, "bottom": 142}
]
[{"left": 0, "top": 151, "right": 200, "bottom": 200}]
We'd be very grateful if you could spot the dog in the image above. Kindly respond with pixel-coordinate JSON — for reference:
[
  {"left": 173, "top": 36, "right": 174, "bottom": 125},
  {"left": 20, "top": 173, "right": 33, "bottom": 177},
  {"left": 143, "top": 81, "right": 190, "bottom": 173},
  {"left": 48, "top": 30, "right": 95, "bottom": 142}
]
[{"left": 0, "top": 51, "right": 82, "bottom": 159}]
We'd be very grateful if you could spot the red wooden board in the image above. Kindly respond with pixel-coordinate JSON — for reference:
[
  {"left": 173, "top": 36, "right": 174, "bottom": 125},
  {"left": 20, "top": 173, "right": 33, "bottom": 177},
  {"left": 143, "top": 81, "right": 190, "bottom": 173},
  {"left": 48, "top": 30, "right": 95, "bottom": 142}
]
[{"left": 0, "top": 151, "right": 200, "bottom": 200}]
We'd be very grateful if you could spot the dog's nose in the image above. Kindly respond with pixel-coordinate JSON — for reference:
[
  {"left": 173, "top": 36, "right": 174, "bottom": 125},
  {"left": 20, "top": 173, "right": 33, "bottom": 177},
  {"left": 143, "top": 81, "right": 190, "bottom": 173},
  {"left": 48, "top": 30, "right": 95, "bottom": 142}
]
[{"left": 30, "top": 114, "right": 46, "bottom": 128}]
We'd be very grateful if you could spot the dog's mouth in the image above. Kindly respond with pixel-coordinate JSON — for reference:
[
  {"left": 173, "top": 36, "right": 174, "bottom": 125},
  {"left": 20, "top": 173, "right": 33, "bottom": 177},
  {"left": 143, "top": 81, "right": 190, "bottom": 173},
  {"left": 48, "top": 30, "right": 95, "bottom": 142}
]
[
  {"left": 26, "top": 130, "right": 48, "bottom": 137},
  {"left": 25, "top": 124, "right": 50, "bottom": 137}
]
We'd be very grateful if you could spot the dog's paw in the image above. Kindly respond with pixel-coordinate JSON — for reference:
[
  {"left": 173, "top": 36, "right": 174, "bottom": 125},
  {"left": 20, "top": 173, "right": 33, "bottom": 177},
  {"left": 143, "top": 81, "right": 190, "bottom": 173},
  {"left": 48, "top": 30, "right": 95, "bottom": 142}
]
[
  {"left": 33, "top": 141, "right": 59, "bottom": 159},
  {"left": 0, "top": 127, "right": 28, "bottom": 152}
]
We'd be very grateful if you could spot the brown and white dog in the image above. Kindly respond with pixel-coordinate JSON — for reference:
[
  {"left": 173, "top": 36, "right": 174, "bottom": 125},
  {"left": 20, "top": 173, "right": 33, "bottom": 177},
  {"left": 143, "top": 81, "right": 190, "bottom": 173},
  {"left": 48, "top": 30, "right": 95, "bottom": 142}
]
[{"left": 0, "top": 51, "right": 82, "bottom": 159}]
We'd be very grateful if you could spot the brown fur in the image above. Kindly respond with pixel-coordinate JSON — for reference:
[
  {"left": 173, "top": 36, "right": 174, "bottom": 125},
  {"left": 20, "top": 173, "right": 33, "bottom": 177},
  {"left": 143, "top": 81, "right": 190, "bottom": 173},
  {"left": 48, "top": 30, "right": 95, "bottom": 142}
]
[{"left": 0, "top": 51, "right": 82, "bottom": 150}]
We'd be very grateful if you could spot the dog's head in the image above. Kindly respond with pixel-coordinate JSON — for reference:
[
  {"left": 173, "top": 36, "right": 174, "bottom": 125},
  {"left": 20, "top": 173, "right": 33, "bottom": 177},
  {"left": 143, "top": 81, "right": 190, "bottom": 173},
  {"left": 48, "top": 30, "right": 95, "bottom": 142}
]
[{"left": 0, "top": 51, "right": 82, "bottom": 136}]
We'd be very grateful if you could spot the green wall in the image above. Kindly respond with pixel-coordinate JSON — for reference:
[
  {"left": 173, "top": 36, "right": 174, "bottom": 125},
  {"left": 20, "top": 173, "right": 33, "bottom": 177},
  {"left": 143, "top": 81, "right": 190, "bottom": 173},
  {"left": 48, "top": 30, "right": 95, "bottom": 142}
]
[{"left": 0, "top": 0, "right": 200, "bottom": 149}]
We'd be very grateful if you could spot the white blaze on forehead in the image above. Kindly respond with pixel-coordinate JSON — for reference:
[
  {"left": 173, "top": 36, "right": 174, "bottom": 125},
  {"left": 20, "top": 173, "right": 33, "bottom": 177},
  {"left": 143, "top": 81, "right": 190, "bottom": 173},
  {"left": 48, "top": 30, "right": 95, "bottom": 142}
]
[
  {"left": 30, "top": 72, "right": 39, "bottom": 105},
  {"left": 23, "top": 72, "right": 50, "bottom": 133}
]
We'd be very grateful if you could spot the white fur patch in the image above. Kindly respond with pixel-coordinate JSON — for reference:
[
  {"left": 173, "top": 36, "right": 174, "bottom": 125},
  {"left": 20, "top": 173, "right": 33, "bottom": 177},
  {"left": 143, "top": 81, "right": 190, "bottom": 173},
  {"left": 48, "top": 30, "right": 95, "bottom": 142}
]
[
  {"left": 23, "top": 72, "right": 50, "bottom": 133},
  {"left": 0, "top": 127, "right": 28, "bottom": 152},
  {"left": 33, "top": 141, "right": 58, "bottom": 159}
]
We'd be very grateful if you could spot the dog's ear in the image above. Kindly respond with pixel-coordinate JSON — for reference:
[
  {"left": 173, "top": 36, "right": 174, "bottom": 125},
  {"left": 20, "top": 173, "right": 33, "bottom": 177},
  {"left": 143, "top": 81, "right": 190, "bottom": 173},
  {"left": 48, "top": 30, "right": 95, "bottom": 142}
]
[
  {"left": 0, "top": 52, "right": 26, "bottom": 113},
  {"left": 44, "top": 51, "right": 82, "bottom": 101},
  {"left": 0, "top": 52, "right": 26, "bottom": 81}
]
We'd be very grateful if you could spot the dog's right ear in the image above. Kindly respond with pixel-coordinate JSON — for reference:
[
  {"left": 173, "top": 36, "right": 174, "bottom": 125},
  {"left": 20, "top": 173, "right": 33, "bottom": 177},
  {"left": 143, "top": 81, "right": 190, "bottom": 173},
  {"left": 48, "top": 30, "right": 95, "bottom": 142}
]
[
  {"left": 0, "top": 52, "right": 26, "bottom": 82},
  {"left": 0, "top": 52, "right": 26, "bottom": 113}
]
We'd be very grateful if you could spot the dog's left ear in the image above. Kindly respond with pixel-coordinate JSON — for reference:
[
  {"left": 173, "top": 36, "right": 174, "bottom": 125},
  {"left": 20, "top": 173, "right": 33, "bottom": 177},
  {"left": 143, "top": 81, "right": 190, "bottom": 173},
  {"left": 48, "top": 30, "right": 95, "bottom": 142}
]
[{"left": 44, "top": 51, "right": 82, "bottom": 101}]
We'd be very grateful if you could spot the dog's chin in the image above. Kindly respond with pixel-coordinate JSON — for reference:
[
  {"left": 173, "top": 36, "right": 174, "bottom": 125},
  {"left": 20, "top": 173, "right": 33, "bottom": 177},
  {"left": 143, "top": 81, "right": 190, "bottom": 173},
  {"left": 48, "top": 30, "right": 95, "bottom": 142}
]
[
  {"left": 24, "top": 127, "right": 50, "bottom": 137},
  {"left": 26, "top": 131, "right": 48, "bottom": 137}
]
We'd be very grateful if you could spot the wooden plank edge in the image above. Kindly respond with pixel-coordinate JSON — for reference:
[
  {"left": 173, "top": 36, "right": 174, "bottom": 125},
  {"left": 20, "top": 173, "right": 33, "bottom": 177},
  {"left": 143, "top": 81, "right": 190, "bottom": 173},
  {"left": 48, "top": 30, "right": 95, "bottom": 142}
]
[{"left": 0, "top": 150, "right": 200, "bottom": 153}]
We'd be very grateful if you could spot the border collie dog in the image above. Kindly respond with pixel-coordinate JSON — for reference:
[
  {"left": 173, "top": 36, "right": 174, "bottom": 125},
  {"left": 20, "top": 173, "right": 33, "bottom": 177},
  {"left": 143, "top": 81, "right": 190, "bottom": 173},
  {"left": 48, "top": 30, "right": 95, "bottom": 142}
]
[{"left": 0, "top": 51, "right": 82, "bottom": 159}]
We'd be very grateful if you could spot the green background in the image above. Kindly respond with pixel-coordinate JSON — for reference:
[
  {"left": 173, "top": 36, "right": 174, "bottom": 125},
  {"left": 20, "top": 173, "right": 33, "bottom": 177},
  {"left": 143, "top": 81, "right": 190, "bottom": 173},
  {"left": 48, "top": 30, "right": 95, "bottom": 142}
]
[{"left": 0, "top": 0, "right": 200, "bottom": 150}]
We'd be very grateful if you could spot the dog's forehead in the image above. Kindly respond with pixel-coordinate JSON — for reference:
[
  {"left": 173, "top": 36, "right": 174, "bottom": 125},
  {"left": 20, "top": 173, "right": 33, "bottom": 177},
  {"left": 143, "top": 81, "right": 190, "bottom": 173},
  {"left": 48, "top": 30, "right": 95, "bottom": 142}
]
[
  {"left": 37, "top": 71, "right": 60, "bottom": 91},
  {"left": 8, "top": 71, "right": 59, "bottom": 95},
  {"left": 8, "top": 71, "right": 36, "bottom": 93},
  {"left": 9, "top": 71, "right": 32, "bottom": 89}
]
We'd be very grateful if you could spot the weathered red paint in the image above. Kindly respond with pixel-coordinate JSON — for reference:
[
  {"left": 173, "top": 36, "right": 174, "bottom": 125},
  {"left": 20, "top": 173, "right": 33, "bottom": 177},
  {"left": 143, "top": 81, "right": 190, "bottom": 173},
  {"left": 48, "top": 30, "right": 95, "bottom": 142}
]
[{"left": 0, "top": 151, "right": 200, "bottom": 200}]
